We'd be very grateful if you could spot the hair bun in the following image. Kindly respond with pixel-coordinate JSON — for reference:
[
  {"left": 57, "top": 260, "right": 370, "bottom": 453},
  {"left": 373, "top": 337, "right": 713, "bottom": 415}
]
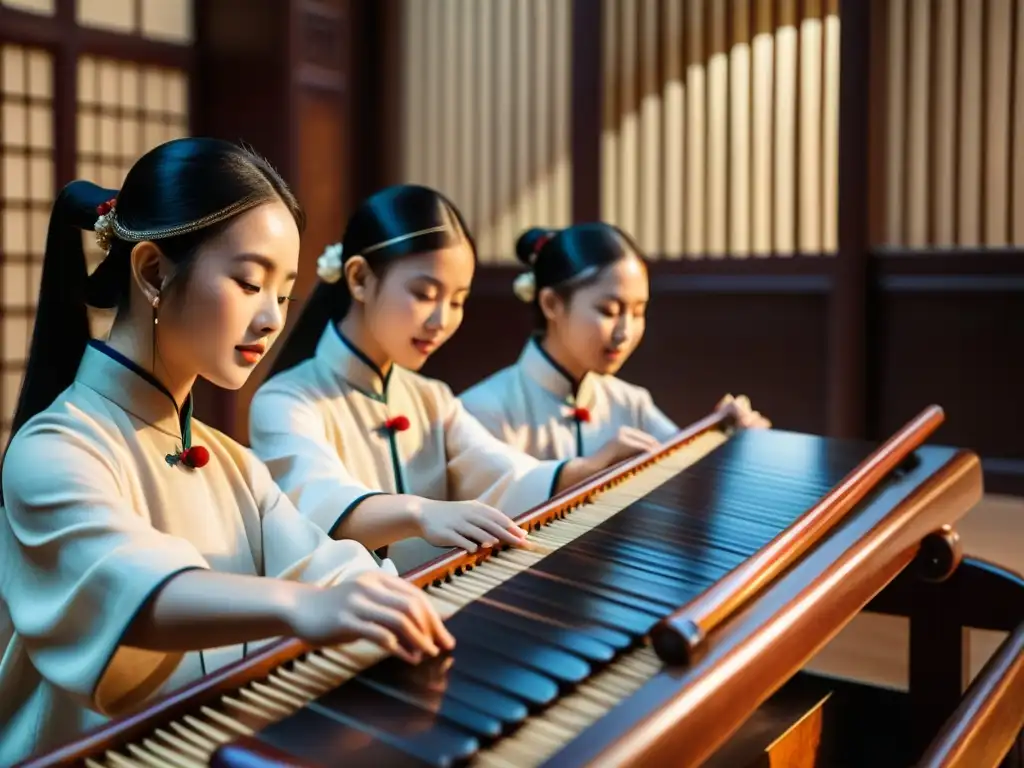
[{"left": 514, "top": 227, "right": 557, "bottom": 267}]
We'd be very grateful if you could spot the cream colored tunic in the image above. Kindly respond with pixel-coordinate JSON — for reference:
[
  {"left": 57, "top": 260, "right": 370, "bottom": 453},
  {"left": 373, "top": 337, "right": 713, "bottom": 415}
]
[
  {"left": 249, "top": 325, "right": 566, "bottom": 572},
  {"left": 0, "top": 342, "right": 385, "bottom": 765},
  {"left": 459, "top": 338, "right": 679, "bottom": 461}
]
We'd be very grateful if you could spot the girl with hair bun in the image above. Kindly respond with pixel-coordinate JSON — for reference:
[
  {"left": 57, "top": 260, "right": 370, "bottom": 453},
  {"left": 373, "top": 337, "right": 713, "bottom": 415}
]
[
  {"left": 459, "top": 223, "right": 770, "bottom": 464},
  {"left": 0, "top": 139, "right": 452, "bottom": 764},
  {"left": 250, "top": 185, "right": 639, "bottom": 572}
]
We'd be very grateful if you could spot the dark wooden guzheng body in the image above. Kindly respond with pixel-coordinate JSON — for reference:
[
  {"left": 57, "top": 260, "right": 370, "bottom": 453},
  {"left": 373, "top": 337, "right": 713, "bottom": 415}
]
[{"left": 21, "top": 406, "right": 993, "bottom": 768}]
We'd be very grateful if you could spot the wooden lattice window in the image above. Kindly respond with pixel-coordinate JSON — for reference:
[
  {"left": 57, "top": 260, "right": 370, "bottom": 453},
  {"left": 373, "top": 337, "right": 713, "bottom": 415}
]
[
  {"left": 78, "top": 55, "right": 190, "bottom": 271},
  {"left": 0, "top": 0, "right": 192, "bottom": 451},
  {"left": 1, "top": 43, "right": 53, "bottom": 449},
  {"left": 0, "top": 0, "right": 54, "bottom": 16},
  {"left": 77, "top": 0, "right": 191, "bottom": 43}
]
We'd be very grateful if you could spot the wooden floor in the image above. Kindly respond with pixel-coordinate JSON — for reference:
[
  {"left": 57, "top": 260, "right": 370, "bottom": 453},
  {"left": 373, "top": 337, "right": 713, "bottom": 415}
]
[{"left": 805, "top": 493, "right": 1024, "bottom": 688}]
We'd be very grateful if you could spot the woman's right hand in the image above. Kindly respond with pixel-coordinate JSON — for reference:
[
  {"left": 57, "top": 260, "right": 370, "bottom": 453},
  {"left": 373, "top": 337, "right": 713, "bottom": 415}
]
[
  {"left": 591, "top": 426, "right": 661, "bottom": 470},
  {"left": 285, "top": 570, "right": 455, "bottom": 665},
  {"left": 552, "top": 426, "right": 662, "bottom": 492},
  {"left": 416, "top": 499, "right": 530, "bottom": 553}
]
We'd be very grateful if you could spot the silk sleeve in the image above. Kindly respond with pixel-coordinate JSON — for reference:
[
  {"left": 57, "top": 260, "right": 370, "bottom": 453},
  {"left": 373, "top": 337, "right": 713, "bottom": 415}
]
[
  {"left": 0, "top": 423, "right": 209, "bottom": 717},
  {"left": 444, "top": 393, "right": 565, "bottom": 515},
  {"left": 248, "top": 386, "right": 386, "bottom": 538}
]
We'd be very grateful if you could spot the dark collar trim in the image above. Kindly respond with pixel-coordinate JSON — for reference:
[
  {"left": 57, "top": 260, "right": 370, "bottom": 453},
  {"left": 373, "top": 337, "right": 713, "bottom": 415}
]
[
  {"left": 87, "top": 340, "right": 194, "bottom": 447},
  {"left": 333, "top": 324, "right": 393, "bottom": 395},
  {"left": 532, "top": 336, "right": 581, "bottom": 398}
]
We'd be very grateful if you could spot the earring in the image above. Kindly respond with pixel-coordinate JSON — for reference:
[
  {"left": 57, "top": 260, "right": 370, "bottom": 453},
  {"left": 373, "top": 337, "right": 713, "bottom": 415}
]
[{"left": 152, "top": 294, "right": 160, "bottom": 326}]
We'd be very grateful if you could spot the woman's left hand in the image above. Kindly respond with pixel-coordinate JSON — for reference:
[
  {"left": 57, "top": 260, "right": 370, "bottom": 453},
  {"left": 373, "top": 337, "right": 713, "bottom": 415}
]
[{"left": 716, "top": 394, "right": 772, "bottom": 430}]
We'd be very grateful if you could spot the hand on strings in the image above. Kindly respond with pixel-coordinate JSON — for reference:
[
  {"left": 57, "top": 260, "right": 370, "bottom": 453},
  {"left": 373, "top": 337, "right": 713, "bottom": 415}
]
[
  {"left": 591, "top": 426, "right": 662, "bottom": 470},
  {"left": 716, "top": 394, "right": 772, "bottom": 430},
  {"left": 417, "top": 499, "right": 530, "bottom": 553},
  {"left": 286, "top": 569, "right": 455, "bottom": 664}
]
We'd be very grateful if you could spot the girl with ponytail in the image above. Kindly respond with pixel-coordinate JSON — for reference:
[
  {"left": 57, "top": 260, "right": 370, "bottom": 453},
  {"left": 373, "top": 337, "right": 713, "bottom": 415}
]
[
  {"left": 459, "top": 223, "right": 770, "bottom": 464},
  {"left": 0, "top": 139, "right": 452, "bottom": 765},
  {"left": 249, "top": 185, "right": 631, "bottom": 571}
]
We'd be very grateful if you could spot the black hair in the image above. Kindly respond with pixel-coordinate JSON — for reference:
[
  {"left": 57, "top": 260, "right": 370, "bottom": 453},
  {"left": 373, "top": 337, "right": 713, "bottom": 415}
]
[
  {"left": 5, "top": 137, "right": 303, "bottom": 455},
  {"left": 267, "top": 183, "right": 474, "bottom": 377},
  {"left": 515, "top": 222, "right": 644, "bottom": 329}
]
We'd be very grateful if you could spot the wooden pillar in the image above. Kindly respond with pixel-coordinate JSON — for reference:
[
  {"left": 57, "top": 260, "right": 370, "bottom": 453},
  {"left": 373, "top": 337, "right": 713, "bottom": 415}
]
[
  {"left": 191, "top": 0, "right": 359, "bottom": 444},
  {"left": 827, "top": 0, "right": 881, "bottom": 439},
  {"left": 570, "top": 0, "right": 603, "bottom": 223},
  {"left": 350, "top": 0, "right": 402, "bottom": 196}
]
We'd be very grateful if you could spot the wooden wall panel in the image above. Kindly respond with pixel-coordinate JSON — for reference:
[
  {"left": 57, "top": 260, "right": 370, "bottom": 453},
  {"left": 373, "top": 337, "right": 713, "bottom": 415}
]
[
  {"left": 232, "top": 0, "right": 353, "bottom": 444},
  {"left": 872, "top": 254, "right": 1024, "bottom": 495},
  {"left": 191, "top": 0, "right": 356, "bottom": 442},
  {"left": 422, "top": 269, "right": 831, "bottom": 439},
  {"left": 231, "top": 89, "right": 348, "bottom": 444},
  {"left": 876, "top": 293, "right": 1023, "bottom": 458},
  {"left": 190, "top": 0, "right": 292, "bottom": 437}
]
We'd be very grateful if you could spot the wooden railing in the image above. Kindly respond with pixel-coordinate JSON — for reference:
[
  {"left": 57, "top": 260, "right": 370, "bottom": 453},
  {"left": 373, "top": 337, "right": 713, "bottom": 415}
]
[{"left": 916, "top": 621, "right": 1024, "bottom": 768}]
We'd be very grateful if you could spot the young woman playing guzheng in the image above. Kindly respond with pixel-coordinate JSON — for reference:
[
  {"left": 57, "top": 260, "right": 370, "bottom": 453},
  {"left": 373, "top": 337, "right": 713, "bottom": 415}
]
[
  {"left": 0, "top": 139, "right": 453, "bottom": 765},
  {"left": 459, "top": 224, "right": 771, "bottom": 462},
  {"left": 249, "top": 185, "right": 648, "bottom": 571}
]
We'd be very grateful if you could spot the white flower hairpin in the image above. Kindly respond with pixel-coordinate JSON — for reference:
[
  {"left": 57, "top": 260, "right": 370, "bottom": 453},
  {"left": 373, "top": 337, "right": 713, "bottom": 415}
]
[
  {"left": 512, "top": 231, "right": 553, "bottom": 303},
  {"left": 512, "top": 271, "right": 537, "bottom": 303},
  {"left": 317, "top": 242, "right": 344, "bottom": 283}
]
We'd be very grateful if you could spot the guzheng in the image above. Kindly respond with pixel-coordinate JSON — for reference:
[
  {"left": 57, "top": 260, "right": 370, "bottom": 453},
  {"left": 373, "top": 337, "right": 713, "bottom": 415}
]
[{"left": 23, "top": 406, "right": 985, "bottom": 768}]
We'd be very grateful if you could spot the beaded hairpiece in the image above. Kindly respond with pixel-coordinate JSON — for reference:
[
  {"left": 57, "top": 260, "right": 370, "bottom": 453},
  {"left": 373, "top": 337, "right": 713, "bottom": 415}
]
[
  {"left": 93, "top": 195, "right": 264, "bottom": 254},
  {"left": 316, "top": 225, "right": 450, "bottom": 284},
  {"left": 93, "top": 199, "right": 118, "bottom": 252}
]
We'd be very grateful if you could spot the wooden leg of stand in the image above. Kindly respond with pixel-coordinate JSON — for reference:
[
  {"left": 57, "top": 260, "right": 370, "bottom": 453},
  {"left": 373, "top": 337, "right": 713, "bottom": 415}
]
[{"left": 909, "top": 589, "right": 971, "bottom": 761}]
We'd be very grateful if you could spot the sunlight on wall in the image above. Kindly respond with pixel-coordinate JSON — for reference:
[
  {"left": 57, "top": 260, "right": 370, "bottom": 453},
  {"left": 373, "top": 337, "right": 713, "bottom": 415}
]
[
  {"left": 602, "top": 0, "right": 841, "bottom": 259},
  {"left": 1, "top": 0, "right": 53, "bottom": 15},
  {"left": 880, "top": 0, "right": 1024, "bottom": 249},
  {"left": 397, "top": 0, "right": 573, "bottom": 263}
]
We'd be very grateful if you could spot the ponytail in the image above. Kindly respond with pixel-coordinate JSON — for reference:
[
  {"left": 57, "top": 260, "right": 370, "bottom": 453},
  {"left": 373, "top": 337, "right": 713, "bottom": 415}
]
[{"left": 7, "top": 181, "right": 119, "bottom": 449}]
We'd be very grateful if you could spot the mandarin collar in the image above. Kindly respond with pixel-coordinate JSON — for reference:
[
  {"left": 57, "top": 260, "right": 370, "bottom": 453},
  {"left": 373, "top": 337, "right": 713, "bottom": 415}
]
[
  {"left": 76, "top": 341, "right": 194, "bottom": 443},
  {"left": 519, "top": 337, "right": 595, "bottom": 408},
  {"left": 314, "top": 323, "right": 392, "bottom": 401}
]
